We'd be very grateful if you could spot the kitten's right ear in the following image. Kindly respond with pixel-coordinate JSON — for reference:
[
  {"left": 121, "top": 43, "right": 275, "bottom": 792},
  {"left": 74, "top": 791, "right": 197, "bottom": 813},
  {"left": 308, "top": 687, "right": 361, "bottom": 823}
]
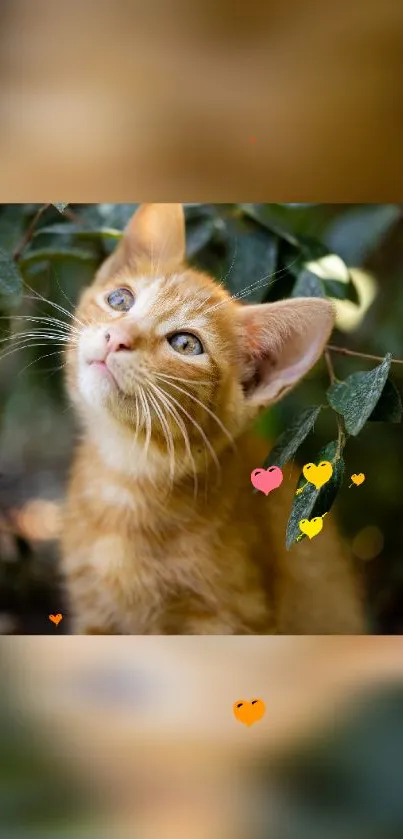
[
  {"left": 94, "top": 203, "right": 186, "bottom": 284},
  {"left": 237, "top": 297, "right": 334, "bottom": 407}
]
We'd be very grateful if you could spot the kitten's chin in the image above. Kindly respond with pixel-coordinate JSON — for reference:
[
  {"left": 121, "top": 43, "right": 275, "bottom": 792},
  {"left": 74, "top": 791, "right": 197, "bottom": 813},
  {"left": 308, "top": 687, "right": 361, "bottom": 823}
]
[{"left": 78, "top": 360, "right": 123, "bottom": 414}]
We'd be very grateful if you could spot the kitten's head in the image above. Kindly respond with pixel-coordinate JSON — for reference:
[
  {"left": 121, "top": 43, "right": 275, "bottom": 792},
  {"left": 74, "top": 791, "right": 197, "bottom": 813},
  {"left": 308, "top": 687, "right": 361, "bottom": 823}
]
[{"left": 66, "top": 204, "right": 334, "bottom": 472}]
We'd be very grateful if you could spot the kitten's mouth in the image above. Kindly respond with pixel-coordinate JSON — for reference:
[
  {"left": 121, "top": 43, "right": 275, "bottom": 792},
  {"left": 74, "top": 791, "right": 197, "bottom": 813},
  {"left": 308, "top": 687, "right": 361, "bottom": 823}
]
[{"left": 88, "top": 359, "right": 120, "bottom": 389}]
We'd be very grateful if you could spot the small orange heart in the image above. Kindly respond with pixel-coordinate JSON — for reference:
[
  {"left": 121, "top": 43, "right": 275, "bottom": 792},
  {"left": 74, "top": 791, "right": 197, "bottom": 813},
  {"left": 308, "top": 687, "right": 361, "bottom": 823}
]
[
  {"left": 351, "top": 473, "right": 365, "bottom": 486},
  {"left": 49, "top": 613, "right": 63, "bottom": 626},
  {"left": 233, "top": 698, "right": 266, "bottom": 727}
]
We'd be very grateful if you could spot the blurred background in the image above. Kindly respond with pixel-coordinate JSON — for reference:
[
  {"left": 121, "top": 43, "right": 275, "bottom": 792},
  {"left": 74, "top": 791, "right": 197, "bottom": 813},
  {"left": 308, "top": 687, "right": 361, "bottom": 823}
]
[
  {"left": 1, "top": 636, "right": 403, "bottom": 838},
  {"left": 0, "top": 0, "right": 402, "bottom": 199},
  {"left": 0, "top": 202, "right": 402, "bottom": 634}
]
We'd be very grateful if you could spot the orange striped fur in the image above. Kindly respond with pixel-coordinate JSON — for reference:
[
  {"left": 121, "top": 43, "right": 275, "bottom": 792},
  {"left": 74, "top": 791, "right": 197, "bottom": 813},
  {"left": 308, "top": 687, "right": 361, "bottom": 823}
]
[{"left": 61, "top": 204, "right": 364, "bottom": 634}]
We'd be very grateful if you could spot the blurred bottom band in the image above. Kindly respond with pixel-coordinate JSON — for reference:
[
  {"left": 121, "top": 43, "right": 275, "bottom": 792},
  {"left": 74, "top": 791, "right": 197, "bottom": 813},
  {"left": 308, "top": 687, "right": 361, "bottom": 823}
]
[{"left": 0, "top": 636, "right": 403, "bottom": 839}]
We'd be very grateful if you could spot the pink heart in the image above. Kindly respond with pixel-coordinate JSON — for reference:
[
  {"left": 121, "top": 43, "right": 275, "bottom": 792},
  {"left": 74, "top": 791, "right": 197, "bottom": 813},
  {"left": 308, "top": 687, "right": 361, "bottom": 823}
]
[{"left": 251, "top": 466, "right": 283, "bottom": 496}]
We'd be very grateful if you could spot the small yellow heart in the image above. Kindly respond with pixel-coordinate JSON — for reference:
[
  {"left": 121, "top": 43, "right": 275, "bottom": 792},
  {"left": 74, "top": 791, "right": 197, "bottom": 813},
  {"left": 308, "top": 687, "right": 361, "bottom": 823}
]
[
  {"left": 351, "top": 473, "right": 365, "bottom": 486},
  {"left": 303, "top": 460, "right": 333, "bottom": 490},
  {"left": 299, "top": 517, "right": 324, "bottom": 540}
]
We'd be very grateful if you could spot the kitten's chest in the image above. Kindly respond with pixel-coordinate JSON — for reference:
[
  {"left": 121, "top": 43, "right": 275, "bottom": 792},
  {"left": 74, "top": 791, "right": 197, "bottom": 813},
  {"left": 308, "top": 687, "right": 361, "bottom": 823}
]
[
  {"left": 89, "top": 519, "right": 218, "bottom": 634},
  {"left": 90, "top": 491, "right": 217, "bottom": 587}
]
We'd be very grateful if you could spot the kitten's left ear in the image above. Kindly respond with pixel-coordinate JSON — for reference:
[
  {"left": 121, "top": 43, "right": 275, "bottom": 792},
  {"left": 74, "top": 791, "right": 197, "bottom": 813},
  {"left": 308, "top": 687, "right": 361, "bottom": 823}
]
[
  {"left": 123, "top": 203, "right": 186, "bottom": 266},
  {"left": 237, "top": 298, "right": 335, "bottom": 406},
  {"left": 95, "top": 203, "right": 185, "bottom": 284}
]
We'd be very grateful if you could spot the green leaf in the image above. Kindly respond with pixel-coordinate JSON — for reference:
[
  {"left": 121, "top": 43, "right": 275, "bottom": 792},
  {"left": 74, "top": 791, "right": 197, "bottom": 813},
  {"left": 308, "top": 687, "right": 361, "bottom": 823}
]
[
  {"left": 368, "top": 378, "right": 402, "bottom": 423},
  {"left": 298, "top": 236, "right": 330, "bottom": 262},
  {"left": 324, "top": 204, "right": 402, "bottom": 266},
  {"left": 186, "top": 216, "right": 216, "bottom": 258},
  {"left": 0, "top": 205, "right": 25, "bottom": 252},
  {"left": 292, "top": 270, "right": 325, "bottom": 298},
  {"left": 240, "top": 203, "right": 301, "bottom": 246},
  {"left": 286, "top": 440, "right": 345, "bottom": 548},
  {"left": 322, "top": 278, "right": 348, "bottom": 299},
  {"left": 240, "top": 204, "right": 329, "bottom": 244},
  {"left": 323, "top": 275, "right": 360, "bottom": 304},
  {"left": 327, "top": 354, "right": 392, "bottom": 436},
  {"left": 35, "top": 223, "right": 122, "bottom": 240},
  {"left": 82, "top": 203, "right": 138, "bottom": 230},
  {"left": 20, "top": 247, "right": 97, "bottom": 267},
  {"left": 222, "top": 217, "right": 278, "bottom": 302},
  {"left": 263, "top": 406, "right": 322, "bottom": 468},
  {"left": 53, "top": 203, "right": 69, "bottom": 214},
  {"left": 0, "top": 248, "right": 23, "bottom": 304},
  {"left": 298, "top": 252, "right": 360, "bottom": 305}
]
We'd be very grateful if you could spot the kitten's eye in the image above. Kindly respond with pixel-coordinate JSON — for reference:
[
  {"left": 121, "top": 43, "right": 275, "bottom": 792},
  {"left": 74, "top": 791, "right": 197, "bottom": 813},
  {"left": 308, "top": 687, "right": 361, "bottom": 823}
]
[
  {"left": 107, "top": 288, "right": 135, "bottom": 312},
  {"left": 168, "top": 332, "right": 204, "bottom": 355}
]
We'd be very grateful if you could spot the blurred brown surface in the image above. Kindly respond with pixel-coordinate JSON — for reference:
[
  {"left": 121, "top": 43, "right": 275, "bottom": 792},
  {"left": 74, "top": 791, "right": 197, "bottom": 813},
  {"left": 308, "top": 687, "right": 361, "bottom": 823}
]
[{"left": 0, "top": 0, "right": 402, "bottom": 199}]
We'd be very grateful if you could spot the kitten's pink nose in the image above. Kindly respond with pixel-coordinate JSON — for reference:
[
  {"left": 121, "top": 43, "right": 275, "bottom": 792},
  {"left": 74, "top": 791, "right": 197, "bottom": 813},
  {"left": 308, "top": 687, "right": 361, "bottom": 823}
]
[{"left": 104, "top": 324, "right": 134, "bottom": 354}]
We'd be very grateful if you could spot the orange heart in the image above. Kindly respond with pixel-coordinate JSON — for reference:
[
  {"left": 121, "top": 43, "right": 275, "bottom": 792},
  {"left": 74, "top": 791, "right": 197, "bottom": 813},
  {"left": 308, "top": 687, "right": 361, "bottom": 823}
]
[
  {"left": 351, "top": 473, "right": 365, "bottom": 486},
  {"left": 49, "top": 613, "right": 63, "bottom": 626},
  {"left": 233, "top": 698, "right": 266, "bottom": 727}
]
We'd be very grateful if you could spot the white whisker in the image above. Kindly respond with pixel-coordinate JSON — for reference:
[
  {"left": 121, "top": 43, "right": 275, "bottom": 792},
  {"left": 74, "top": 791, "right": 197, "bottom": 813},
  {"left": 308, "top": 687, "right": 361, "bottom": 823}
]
[
  {"left": 17, "top": 349, "right": 66, "bottom": 377},
  {"left": 147, "top": 379, "right": 198, "bottom": 498},
  {"left": 0, "top": 314, "right": 81, "bottom": 336},
  {"left": 204, "top": 253, "right": 301, "bottom": 314},
  {"left": 0, "top": 330, "right": 76, "bottom": 346},
  {"left": 0, "top": 340, "right": 70, "bottom": 364},
  {"left": 154, "top": 380, "right": 220, "bottom": 475},
  {"left": 146, "top": 388, "right": 176, "bottom": 487},
  {"left": 154, "top": 372, "right": 211, "bottom": 387},
  {"left": 138, "top": 384, "right": 152, "bottom": 458},
  {"left": 22, "top": 287, "right": 87, "bottom": 330},
  {"left": 156, "top": 374, "right": 235, "bottom": 450}
]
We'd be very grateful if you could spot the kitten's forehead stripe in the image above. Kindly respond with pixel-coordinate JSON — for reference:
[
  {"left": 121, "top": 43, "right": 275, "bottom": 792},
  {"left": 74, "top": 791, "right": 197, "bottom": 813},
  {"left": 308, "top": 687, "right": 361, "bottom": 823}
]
[{"left": 117, "top": 271, "right": 227, "bottom": 336}]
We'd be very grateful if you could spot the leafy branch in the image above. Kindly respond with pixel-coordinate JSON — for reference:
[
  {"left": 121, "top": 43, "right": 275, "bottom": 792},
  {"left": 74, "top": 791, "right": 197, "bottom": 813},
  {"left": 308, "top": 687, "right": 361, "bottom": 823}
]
[{"left": 267, "top": 348, "right": 402, "bottom": 548}]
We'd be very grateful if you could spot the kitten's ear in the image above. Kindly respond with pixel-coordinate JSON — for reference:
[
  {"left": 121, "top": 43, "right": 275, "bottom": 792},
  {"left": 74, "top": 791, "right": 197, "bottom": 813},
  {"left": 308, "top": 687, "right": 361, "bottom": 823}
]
[
  {"left": 237, "top": 298, "right": 335, "bottom": 406},
  {"left": 95, "top": 204, "right": 186, "bottom": 284}
]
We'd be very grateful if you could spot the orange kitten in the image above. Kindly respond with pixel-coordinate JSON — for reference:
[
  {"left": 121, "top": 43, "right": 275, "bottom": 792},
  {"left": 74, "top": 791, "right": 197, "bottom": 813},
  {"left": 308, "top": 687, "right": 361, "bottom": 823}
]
[{"left": 61, "top": 204, "right": 364, "bottom": 634}]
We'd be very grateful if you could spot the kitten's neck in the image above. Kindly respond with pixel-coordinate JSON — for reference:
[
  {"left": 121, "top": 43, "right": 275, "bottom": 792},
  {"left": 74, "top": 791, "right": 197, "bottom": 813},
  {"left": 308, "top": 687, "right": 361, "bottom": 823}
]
[{"left": 84, "top": 411, "right": 215, "bottom": 491}]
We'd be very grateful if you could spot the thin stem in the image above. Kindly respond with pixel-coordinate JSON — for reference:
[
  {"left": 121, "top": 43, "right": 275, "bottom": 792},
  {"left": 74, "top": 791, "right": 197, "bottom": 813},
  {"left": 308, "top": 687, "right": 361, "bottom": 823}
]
[
  {"left": 63, "top": 207, "right": 79, "bottom": 222},
  {"left": 326, "top": 344, "right": 403, "bottom": 365},
  {"left": 13, "top": 204, "right": 51, "bottom": 261},
  {"left": 336, "top": 420, "right": 346, "bottom": 458},
  {"left": 324, "top": 349, "right": 335, "bottom": 384},
  {"left": 324, "top": 348, "right": 346, "bottom": 457}
]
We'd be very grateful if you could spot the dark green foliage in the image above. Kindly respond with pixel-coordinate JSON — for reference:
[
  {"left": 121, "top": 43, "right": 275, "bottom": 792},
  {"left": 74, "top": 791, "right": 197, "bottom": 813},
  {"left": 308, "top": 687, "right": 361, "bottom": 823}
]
[
  {"left": 286, "top": 440, "right": 345, "bottom": 548},
  {"left": 369, "top": 378, "right": 402, "bottom": 423},
  {"left": 323, "top": 274, "right": 360, "bottom": 304},
  {"left": 262, "top": 406, "right": 322, "bottom": 469},
  {"left": 327, "top": 355, "right": 392, "bottom": 436},
  {"left": 221, "top": 216, "right": 279, "bottom": 302},
  {"left": 0, "top": 248, "right": 22, "bottom": 305},
  {"left": 20, "top": 247, "right": 97, "bottom": 267},
  {"left": 291, "top": 271, "right": 326, "bottom": 298}
]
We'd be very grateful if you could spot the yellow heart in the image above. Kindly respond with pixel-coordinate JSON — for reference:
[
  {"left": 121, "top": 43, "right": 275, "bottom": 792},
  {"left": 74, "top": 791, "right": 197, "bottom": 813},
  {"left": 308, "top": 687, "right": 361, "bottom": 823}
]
[
  {"left": 303, "top": 460, "right": 333, "bottom": 490},
  {"left": 351, "top": 473, "right": 365, "bottom": 486},
  {"left": 299, "top": 517, "right": 324, "bottom": 540}
]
